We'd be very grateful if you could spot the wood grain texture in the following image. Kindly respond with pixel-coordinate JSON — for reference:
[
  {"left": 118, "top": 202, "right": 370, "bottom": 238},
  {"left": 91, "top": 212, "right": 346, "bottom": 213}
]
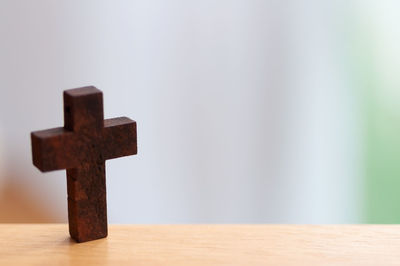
[{"left": 1, "top": 224, "right": 400, "bottom": 265}]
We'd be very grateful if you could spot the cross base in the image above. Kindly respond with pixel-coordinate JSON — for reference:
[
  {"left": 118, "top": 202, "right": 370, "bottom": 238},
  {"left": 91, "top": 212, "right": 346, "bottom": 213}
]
[{"left": 67, "top": 165, "right": 107, "bottom": 242}]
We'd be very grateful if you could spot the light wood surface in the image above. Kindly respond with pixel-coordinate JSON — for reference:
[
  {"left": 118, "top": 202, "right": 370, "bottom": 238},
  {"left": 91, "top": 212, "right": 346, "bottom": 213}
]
[{"left": 1, "top": 224, "right": 400, "bottom": 265}]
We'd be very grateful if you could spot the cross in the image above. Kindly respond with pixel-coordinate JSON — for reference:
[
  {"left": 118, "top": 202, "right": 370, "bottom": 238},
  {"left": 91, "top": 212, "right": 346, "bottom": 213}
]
[{"left": 31, "top": 86, "right": 137, "bottom": 242}]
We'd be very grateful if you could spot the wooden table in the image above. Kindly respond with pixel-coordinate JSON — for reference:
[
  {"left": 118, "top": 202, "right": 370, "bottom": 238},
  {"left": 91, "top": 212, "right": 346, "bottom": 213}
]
[{"left": 1, "top": 224, "right": 399, "bottom": 265}]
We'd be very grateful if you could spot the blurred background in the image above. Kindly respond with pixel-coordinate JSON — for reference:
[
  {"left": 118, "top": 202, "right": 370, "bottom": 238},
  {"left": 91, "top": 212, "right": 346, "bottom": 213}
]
[{"left": 0, "top": 0, "right": 399, "bottom": 223}]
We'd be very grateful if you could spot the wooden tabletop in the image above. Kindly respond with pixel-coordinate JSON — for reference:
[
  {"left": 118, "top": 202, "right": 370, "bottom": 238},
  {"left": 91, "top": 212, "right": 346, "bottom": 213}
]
[{"left": 1, "top": 224, "right": 399, "bottom": 265}]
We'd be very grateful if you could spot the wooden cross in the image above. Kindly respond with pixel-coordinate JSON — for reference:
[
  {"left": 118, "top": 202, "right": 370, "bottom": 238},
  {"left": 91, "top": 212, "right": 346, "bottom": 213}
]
[{"left": 31, "top": 86, "right": 137, "bottom": 242}]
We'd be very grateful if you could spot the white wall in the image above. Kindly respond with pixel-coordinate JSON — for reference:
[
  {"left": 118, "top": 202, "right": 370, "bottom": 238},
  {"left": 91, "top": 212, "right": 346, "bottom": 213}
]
[{"left": 0, "top": 0, "right": 361, "bottom": 223}]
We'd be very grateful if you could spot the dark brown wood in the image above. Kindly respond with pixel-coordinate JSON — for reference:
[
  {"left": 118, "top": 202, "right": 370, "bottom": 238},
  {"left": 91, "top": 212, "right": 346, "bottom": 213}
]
[{"left": 31, "top": 86, "right": 137, "bottom": 242}]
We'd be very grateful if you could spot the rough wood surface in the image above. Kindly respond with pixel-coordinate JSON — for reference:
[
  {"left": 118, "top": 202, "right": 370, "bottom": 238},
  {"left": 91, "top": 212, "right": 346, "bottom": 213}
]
[
  {"left": 30, "top": 86, "right": 137, "bottom": 242},
  {"left": 1, "top": 224, "right": 400, "bottom": 265}
]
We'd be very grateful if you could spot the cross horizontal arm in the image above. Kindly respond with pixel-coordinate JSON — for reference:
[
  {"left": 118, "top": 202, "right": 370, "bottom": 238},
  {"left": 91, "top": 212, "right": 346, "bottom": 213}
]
[
  {"left": 102, "top": 117, "right": 137, "bottom": 160},
  {"left": 31, "top": 117, "right": 137, "bottom": 172},
  {"left": 31, "top": 128, "right": 83, "bottom": 172}
]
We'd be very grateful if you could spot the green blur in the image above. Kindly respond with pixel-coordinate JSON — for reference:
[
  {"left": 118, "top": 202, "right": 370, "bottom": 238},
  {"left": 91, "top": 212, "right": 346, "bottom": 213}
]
[
  {"left": 351, "top": 9, "right": 400, "bottom": 222},
  {"left": 365, "top": 96, "right": 400, "bottom": 223}
]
